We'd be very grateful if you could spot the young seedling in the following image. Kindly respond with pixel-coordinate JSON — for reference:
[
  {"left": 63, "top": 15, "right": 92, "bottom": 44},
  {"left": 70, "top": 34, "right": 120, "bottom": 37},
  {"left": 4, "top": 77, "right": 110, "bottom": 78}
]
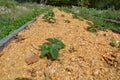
[
  {"left": 42, "top": 11, "right": 56, "bottom": 23},
  {"left": 69, "top": 47, "right": 75, "bottom": 53},
  {"left": 39, "top": 38, "right": 65, "bottom": 60},
  {"left": 109, "top": 40, "right": 120, "bottom": 48}
]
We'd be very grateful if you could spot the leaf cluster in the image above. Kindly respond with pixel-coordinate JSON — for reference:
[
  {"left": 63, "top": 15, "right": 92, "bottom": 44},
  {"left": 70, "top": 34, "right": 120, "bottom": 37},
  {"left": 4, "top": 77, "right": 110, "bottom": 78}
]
[
  {"left": 109, "top": 40, "right": 120, "bottom": 48},
  {"left": 87, "top": 23, "right": 106, "bottom": 33},
  {"left": 40, "top": 38, "right": 65, "bottom": 60},
  {"left": 42, "top": 11, "right": 56, "bottom": 23}
]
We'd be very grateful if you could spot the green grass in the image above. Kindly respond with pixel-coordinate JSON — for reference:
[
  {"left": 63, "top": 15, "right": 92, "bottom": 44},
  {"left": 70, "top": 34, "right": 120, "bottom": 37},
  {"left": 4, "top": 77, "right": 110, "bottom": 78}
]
[
  {"left": 42, "top": 10, "right": 56, "bottom": 23},
  {"left": 59, "top": 6, "right": 120, "bottom": 32},
  {"left": 109, "top": 40, "right": 120, "bottom": 48},
  {"left": 0, "top": 0, "right": 17, "bottom": 8},
  {"left": 0, "top": 0, "right": 51, "bottom": 40}
]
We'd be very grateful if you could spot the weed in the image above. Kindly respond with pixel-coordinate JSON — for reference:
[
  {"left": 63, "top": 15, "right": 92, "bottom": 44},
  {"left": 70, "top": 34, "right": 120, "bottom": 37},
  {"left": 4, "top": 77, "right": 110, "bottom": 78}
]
[
  {"left": 87, "top": 26, "right": 97, "bottom": 33},
  {"left": 69, "top": 47, "right": 75, "bottom": 53},
  {"left": 86, "top": 21, "right": 92, "bottom": 25},
  {"left": 32, "top": 8, "right": 41, "bottom": 17},
  {"left": 72, "top": 14, "right": 83, "bottom": 21},
  {"left": 87, "top": 23, "right": 106, "bottom": 33},
  {"left": 64, "top": 20, "right": 70, "bottom": 23},
  {"left": 40, "top": 38, "right": 65, "bottom": 60},
  {"left": 42, "top": 10, "right": 56, "bottom": 23},
  {"left": 109, "top": 40, "right": 120, "bottom": 48}
]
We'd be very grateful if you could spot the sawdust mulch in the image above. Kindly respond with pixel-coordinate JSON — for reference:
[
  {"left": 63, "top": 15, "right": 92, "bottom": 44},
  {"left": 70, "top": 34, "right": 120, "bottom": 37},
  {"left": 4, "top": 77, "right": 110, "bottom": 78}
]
[{"left": 0, "top": 8, "right": 120, "bottom": 80}]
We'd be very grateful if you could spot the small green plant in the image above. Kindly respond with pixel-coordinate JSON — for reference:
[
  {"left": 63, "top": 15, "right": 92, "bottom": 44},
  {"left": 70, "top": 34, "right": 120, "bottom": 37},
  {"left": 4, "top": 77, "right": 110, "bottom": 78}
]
[
  {"left": 109, "top": 40, "right": 120, "bottom": 48},
  {"left": 87, "top": 23, "right": 106, "bottom": 33},
  {"left": 42, "top": 11, "right": 56, "bottom": 23},
  {"left": 32, "top": 8, "right": 40, "bottom": 17},
  {"left": 40, "top": 38, "right": 65, "bottom": 60},
  {"left": 69, "top": 47, "right": 75, "bottom": 53},
  {"left": 72, "top": 14, "right": 83, "bottom": 21},
  {"left": 86, "top": 21, "right": 92, "bottom": 25},
  {"left": 64, "top": 20, "right": 71, "bottom": 23},
  {"left": 87, "top": 26, "right": 97, "bottom": 33}
]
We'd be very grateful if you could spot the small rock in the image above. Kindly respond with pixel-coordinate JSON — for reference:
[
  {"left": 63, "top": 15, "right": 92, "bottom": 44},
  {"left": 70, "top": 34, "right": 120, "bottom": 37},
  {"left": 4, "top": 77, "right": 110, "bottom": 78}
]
[{"left": 25, "top": 55, "right": 39, "bottom": 65}]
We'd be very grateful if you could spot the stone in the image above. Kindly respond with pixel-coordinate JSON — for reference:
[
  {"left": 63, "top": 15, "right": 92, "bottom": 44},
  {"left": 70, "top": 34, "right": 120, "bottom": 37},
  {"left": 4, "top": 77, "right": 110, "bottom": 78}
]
[{"left": 25, "top": 55, "right": 39, "bottom": 65}]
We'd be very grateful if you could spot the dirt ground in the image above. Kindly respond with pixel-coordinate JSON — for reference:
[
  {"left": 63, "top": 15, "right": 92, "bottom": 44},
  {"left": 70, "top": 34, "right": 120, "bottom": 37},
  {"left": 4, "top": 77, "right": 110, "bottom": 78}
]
[{"left": 0, "top": 8, "right": 120, "bottom": 80}]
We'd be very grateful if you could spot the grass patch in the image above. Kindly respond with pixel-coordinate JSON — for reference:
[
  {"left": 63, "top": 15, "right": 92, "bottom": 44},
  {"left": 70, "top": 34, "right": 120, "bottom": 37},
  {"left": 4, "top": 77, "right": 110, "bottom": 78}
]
[
  {"left": 0, "top": 1, "right": 51, "bottom": 40},
  {"left": 0, "top": 0, "right": 17, "bottom": 8},
  {"left": 59, "top": 6, "right": 120, "bottom": 32}
]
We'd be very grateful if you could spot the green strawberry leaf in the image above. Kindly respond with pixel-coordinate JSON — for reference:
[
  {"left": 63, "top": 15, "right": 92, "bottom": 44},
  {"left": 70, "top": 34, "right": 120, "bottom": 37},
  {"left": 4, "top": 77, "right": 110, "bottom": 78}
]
[
  {"left": 40, "top": 50, "right": 49, "bottom": 58},
  {"left": 49, "top": 44, "right": 58, "bottom": 49},
  {"left": 46, "top": 38, "right": 65, "bottom": 49},
  {"left": 40, "top": 43, "right": 49, "bottom": 50},
  {"left": 50, "top": 48, "right": 59, "bottom": 59}
]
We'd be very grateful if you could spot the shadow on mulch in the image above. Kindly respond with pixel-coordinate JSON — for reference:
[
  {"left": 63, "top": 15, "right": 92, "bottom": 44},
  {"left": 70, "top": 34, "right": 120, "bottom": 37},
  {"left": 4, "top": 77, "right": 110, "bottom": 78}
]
[{"left": 15, "top": 77, "right": 32, "bottom": 80}]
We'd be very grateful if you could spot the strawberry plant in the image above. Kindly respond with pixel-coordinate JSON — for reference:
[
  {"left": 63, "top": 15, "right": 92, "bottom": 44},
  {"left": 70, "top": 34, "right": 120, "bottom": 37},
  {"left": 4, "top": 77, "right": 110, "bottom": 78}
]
[
  {"left": 40, "top": 38, "right": 65, "bottom": 60},
  {"left": 42, "top": 11, "right": 56, "bottom": 23}
]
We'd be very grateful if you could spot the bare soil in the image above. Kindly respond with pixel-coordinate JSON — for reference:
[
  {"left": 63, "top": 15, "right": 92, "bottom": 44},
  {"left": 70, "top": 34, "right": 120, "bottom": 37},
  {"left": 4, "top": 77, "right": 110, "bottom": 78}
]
[{"left": 0, "top": 8, "right": 120, "bottom": 80}]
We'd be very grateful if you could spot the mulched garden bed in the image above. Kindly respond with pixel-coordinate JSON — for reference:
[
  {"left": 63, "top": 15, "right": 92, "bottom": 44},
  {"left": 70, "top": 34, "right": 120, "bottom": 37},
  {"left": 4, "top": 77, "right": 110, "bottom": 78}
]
[{"left": 0, "top": 8, "right": 120, "bottom": 80}]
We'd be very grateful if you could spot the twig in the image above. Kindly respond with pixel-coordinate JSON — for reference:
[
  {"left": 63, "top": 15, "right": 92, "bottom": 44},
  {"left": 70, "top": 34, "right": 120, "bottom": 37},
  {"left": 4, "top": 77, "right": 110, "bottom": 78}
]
[
  {"left": 44, "top": 68, "right": 50, "bottom": 80},
  {"left": 31, "top": 43, "right": 41, "bottom": 51}
]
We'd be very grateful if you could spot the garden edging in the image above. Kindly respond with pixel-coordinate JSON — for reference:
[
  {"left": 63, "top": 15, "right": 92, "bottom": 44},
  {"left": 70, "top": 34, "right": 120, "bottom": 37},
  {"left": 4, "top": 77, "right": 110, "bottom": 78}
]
[{"left": 0, "top": 19, "right": 35, "bottom": 54}]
